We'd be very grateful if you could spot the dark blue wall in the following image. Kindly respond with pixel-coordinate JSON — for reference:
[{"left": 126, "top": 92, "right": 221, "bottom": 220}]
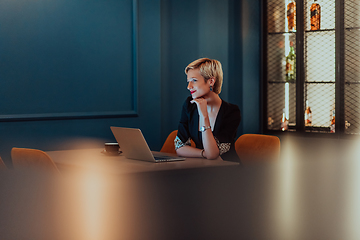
[{"left": 0, "top": 0, "right": 261, "bottom": 166}]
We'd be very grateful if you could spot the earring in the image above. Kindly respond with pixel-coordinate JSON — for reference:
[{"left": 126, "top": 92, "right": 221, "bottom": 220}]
[{"left": 210, "top": 86, "right": 213, "bottom": 91}]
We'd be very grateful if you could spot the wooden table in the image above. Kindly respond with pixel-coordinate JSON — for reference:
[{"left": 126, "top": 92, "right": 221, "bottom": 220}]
[
  {"left": 47, "top": 148, "right": 239, "bottom": 175},
  {"left": 2, "top": 136, "right": 360, "bottom": 240}
]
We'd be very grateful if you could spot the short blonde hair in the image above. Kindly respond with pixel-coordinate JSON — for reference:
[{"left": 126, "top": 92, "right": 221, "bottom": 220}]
[{"left": 185, "top": 58, "right": 223, "bottom": 94}]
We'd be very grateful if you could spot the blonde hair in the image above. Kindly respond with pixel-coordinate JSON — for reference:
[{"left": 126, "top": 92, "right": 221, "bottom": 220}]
[{"left": 185, "top": 58, "right": 223, "bottom": 94}]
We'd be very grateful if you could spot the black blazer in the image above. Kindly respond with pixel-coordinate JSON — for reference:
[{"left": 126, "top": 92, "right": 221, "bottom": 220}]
[{"left": 176, "top": 96, "right": 241, "bottom": 162}]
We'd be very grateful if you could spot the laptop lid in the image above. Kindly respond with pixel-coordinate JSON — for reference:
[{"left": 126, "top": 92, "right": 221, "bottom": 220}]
[{"left": 110, "top": 127, "right": 184, "bottom": 162}]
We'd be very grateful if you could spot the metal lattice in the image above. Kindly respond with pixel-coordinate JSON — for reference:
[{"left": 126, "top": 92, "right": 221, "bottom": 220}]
[
  {"left": 304, "top": 0, "right": 336, "bottom": 132},
  {"left": 266, "top": 0, "right": 359, "bottom": 134},
  {"left": 267, "top": 82, "right": 296, "bottom": 130},
  {"left": 305, "top": 83, "right": 335, "bottom": 127},
  {"left": 267, "top": 0, "right": 297, "bottom": 131},
  {"left": 344, "top": 0, "right": 360, "bottom": 134}
]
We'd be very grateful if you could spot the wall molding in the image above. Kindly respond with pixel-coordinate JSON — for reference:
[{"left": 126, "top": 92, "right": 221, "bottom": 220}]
[
  {"left": 0, "top": 0, "right": 139, "bottom": 122},
  {"left": 0, "top": 111, "right": 138, "bottom": 122}
]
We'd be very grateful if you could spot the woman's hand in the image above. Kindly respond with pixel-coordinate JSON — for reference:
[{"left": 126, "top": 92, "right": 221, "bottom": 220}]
[{"left": 190, "top": 98, "right": 208, "bottom": 118}]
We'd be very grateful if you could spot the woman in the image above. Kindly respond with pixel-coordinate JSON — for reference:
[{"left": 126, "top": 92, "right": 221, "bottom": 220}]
[{"left": 175, "top": 58, "right": 241, "bottom": 162}]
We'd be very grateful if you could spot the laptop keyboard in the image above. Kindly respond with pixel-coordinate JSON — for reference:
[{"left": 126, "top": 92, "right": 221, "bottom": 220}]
[
  {"left": 154, "top": 156, "right": 172, "bottom": 161},
  {"left": 153, "top": 153, "right": 185, "bottom": 162}
]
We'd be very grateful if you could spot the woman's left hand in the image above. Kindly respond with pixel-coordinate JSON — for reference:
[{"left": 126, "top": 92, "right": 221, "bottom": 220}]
[{"left": 190, "top": 98, "right": 208, "bottom": 118}]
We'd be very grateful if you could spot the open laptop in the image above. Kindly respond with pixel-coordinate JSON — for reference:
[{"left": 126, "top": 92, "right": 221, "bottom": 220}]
[{"left": 110, "top": 126, "right": 185, "bottom": 162}]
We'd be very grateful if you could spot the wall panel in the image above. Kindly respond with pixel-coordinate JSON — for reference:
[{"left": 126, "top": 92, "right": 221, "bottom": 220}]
[{"left": 0, "top": 0, "right": 137, "bottom": 120}]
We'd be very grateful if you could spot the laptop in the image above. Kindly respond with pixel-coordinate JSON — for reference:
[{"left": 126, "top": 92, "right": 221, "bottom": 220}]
[{"left": 110, "top": 126, "right": 185, "bottom": 162}]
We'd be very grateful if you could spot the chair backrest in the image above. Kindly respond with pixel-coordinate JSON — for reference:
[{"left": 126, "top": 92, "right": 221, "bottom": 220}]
[
  {"left": 11, "top": 147, "right": 60, "bottom": 173},
  {"left": 160, "top": 130, "right": 195, "bottom": 154},
  {"left": 235, "top": 134, "right": 280, "bottom": 165},
  {"left": 0, "top": 156, "right": 7, "bottom": 170}
]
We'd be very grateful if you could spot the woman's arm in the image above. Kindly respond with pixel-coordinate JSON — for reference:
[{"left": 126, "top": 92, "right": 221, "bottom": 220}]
[
  {"left": 190, "top": 98, "right": 220, "bottom": 159},
  {"left": 175, "top": 98, "right": 207, "bottom": 158},
  {"left": 175, "top": 119, "right": 219, "bottom": 159},
  {"left": 175, "top": 97, "right": 220, "bottom": 160},
  {"left": 198, "top": 114, "right": 220, "bottom": 159},
  {"left": 176, "top": 145, "right": 203, "bottom": 158}
]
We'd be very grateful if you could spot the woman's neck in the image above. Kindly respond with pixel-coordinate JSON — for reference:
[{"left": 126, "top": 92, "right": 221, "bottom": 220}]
[{"left": 204, "top": 92, "right": 222, "bottom": 112}]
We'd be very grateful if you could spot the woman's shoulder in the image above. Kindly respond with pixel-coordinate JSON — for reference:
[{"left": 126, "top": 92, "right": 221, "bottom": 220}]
[
  {"left": 221, "top": 99, "right": 240, "bottom": 113},
  {"left": 219, "top": 99, "right": 241, "bottom": 122}
]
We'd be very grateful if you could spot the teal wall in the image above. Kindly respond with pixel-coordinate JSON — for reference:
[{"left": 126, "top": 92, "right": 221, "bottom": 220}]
[
  {"left": 241, "top": 0, "right": 262, "bottom": 134},
  {"left": 0, "top": 0, "right": 261, "bottom": 166}
]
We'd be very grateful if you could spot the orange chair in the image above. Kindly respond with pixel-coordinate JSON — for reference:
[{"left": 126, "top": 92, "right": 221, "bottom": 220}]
[
  {"left": 235, "top": 134, "right": 280, "bottom": 165},
  {"left": 11, "top": 147, "right": 60, "bottom": 174},
  {"left": 160, "top": 130, "right": 195, "bottom": 154},
  {"left": 0, "top": 156, "right": 7, "bottom": 170}
]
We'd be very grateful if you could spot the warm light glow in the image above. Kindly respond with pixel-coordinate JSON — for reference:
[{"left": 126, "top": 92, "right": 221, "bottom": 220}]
[
  {"left": 273, "top": 136, "right": 300, "bottom": 239},
  {"left": 81, "top": 172, "right": 106, "bottom": 240},
  {"left": 344, "top": 138, "right": 360, "bottom": 239}
]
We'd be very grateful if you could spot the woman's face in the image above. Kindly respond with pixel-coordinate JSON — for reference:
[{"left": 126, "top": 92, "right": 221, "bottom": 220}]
[{"left": 187, "top": 69, "right": 212, "bottom": 99}]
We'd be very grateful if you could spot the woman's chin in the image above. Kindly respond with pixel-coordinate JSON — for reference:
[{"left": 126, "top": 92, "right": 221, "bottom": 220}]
[
  {"left": 191, "top": 92, "right": 207, "bottom": 99},
  {"left": 191, "top": 93, "right": 199, "bottom": 99},
  {"left": 193, "top": 93, "right": 211, "bottom": 99}
]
